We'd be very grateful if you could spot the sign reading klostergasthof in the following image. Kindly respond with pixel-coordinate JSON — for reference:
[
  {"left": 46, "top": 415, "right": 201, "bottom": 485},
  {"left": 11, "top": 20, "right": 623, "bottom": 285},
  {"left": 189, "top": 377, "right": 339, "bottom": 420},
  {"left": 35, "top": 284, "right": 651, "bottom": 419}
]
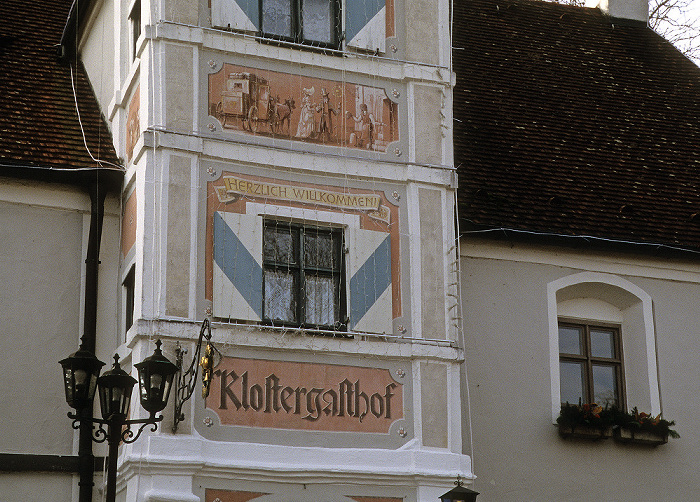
[{"left": 204, "top": 357, "right": 404, "bottom": 434}]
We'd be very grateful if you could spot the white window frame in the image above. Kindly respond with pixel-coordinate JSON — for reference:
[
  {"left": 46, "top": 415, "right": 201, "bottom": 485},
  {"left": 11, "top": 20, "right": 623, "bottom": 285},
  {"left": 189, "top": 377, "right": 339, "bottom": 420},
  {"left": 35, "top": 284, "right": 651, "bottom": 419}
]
[
  {"left": 547, "top": 272, "right": 661, "bottom": 422},
  {"left": 258, "top": 0, "right": 343, "bottom": 49}
]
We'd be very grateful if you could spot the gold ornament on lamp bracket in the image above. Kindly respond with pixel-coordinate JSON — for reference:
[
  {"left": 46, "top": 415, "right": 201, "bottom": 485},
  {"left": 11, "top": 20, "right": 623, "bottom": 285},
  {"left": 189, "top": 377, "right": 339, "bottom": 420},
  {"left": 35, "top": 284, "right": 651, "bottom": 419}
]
[{"left": 172, "top": 318, "right": 222, "bottom": 432}]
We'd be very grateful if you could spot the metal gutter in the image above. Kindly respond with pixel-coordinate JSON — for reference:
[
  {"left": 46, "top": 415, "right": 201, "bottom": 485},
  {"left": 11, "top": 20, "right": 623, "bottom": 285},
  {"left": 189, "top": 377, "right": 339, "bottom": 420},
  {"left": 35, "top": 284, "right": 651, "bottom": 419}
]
[
  {"left": 59, "top": 0, "right": 96, "bottom": 62},
  {"left": 459, "top": 223, "right": 700, "bottom": 259},
  {"left": 0, "top": 163, "right": 123, "bottom": 190}
]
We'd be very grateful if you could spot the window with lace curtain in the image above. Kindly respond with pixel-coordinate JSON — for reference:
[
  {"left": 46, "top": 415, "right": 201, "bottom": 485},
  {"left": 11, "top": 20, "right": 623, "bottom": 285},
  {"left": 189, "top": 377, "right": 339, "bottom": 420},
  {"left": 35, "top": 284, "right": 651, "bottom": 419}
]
[
  {"left": 263, "top": 221, "right": 346, "bottom": 330},
  {"left": 260, "top": 0, "right": 342, "bottom": 49}
]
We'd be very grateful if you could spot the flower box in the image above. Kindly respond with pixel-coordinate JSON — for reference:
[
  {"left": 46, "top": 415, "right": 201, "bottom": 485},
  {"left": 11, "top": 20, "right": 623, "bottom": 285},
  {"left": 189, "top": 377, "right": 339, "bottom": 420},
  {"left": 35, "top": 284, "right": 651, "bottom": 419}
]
[
  {"left": 613, "top": 427, "right": 668, "bottom": 446},
  {"left": 556, "top": 403, "right": 678, "bottom": 445},
  {"left": 558, "top": 423, "right": 612, "bottom": 440},
  {"left": 557, "top": 403, "right": 614, "bottom": 441}
]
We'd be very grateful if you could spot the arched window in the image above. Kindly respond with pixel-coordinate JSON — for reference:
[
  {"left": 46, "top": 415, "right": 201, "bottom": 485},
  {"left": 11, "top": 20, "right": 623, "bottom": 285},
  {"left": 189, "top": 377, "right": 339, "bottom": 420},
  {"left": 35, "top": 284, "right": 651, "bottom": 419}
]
[{"left": 547, "top": 272, "right": 660, "bottom": 421}]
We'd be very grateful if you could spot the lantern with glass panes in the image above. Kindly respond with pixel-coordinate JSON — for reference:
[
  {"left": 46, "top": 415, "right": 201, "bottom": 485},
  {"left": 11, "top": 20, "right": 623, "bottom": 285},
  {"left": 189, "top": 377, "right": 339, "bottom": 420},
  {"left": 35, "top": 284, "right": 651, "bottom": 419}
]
[{"left": 60, "top": 339, "right": 178, "bottom": 502}]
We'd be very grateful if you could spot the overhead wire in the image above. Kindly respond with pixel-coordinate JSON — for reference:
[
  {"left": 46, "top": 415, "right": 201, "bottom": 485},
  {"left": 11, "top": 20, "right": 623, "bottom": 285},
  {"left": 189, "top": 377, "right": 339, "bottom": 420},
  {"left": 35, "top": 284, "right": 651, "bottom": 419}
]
[
  {"left": 445, "top": 0, "right": 477, "bottom": 488},
  {"left": 69, "top": 62, "right": 124, "bottom": 170}
]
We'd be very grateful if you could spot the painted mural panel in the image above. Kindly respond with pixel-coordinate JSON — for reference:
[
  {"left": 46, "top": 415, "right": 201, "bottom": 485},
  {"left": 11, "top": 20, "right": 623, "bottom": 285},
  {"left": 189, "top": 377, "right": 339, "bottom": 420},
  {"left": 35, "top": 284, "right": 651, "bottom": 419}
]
[
  {"left": 121, "top": 190, "right": 137, "bottom": 258},
  {"left": 126, "top": 85, "right": 140, "bottom": 161},
  {"left": 194, "top": 345, "right": 414, "bottom": 447},
  {"left": 206, "top": 170, "right": 402, "bottom": 333},
  {"left": 208, "top": 64, "right": 399, "bottom": 152},
  {"left": 206, "top": 491, "right": 267, "bottom": 502}
]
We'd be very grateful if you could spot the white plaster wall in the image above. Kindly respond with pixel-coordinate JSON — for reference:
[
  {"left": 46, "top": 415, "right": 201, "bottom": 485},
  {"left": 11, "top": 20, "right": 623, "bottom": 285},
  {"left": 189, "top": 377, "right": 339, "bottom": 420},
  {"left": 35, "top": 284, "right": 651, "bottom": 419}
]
[
  {"left": 0, "top": 193, "right": 84, "bottom": 454},
  {"left": 0, "top": 473, "right": 73, "bottom": 502},
  {"left": 0, "top": 179, "right": 119, "bottom": 500},
  {"left": 80, "top": 0, "right": 117, "bottom": 122},
  {"left": 460, "top": 238, "right": 700, "bottom": 501}
]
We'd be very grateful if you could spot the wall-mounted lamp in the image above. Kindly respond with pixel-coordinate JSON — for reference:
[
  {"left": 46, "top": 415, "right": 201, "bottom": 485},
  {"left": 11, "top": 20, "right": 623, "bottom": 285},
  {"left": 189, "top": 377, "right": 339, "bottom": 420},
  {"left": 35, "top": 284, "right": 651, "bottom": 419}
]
[{"left": 60, "top": 318, "right": 221, "bottom": 500}]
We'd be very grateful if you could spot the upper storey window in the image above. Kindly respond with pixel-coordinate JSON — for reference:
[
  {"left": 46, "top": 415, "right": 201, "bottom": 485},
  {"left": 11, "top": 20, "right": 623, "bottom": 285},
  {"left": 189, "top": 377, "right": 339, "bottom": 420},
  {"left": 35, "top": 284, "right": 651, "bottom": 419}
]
[
  {"left": 129, "top": 0, "right": 141, "bottom": 60},
  {"left": 212, "top": 207, "right": 393, "bottom": 335},
  {"left": 260, "top": 0, "right": 342, "bottom": 49},
  {"left": 547, "top": 272, "right": 662, "bottom": 422},
  {"left": 263, "top": 221, "right": 345, "bottom": 329},
  {"left": 211, "top": 0, "right": 388, "bottom": 53},
  {"left": 559, "top": 321, "right": 624, "bottom": 409}
]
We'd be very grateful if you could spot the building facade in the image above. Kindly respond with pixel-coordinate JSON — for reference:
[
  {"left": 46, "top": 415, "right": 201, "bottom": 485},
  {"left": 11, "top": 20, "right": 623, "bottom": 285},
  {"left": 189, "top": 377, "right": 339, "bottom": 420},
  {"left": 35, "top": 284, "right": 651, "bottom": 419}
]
[
  {"left": 0, "top": 0, "right": 123, "bottom": 496},
  {"left": 0, "top": 176, "right": 122, "bottom": 500},
  {"left": 453, "top": 0, "right": 700, "bottom": 500},
  {"left": 70, "top": 0, "right": 471, "bottom": 500}
]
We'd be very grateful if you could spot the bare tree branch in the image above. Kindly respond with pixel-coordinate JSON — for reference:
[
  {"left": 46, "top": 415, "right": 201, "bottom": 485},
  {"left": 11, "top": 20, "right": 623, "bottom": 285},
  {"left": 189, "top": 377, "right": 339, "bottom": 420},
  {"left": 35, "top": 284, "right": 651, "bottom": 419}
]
[{"left": 543, "top": 0, "right": 700, "bottom": 62}]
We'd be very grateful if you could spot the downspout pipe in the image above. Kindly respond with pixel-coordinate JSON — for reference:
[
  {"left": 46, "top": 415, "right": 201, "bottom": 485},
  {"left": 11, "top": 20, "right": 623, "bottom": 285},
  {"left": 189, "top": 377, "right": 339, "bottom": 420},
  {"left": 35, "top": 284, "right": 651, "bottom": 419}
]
[
  {"left": 77, "top": 180, "right": 107, "bottom": 502},
  {"left": 57, "top": 0, "right": 118, "bottom": 495}
]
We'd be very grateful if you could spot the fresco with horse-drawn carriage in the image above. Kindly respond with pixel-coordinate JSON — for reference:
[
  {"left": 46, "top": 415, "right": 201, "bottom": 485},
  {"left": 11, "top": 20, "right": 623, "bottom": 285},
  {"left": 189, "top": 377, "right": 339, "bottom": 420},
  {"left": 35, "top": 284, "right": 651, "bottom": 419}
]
[{"left": 208, "top": 64, "right": 399, "bottom": 152}]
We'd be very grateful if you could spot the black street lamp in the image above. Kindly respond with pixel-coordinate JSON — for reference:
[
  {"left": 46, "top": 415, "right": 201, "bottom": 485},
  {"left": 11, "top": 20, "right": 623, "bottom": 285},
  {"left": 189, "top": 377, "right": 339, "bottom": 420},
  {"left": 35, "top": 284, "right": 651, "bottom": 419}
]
[
  {"left": 60, "top": 347, "right": 105, "bottom": 410},
  {"left": 60, "top": 340, "right": 178, "bottom": 502},
  {"left": 439, "top": 476, "right": 479, "bottom": 502}
]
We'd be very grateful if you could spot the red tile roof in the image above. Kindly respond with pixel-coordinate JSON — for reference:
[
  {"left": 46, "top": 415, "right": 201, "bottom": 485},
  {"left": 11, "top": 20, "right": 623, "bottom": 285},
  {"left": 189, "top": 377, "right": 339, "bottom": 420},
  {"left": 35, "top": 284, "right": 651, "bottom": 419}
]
[
  {"left": 454, "top": 0, "right": 700, "bottom": 252},
  {"left": 0, "top": 0, "right": 121, "bottom": 184}
]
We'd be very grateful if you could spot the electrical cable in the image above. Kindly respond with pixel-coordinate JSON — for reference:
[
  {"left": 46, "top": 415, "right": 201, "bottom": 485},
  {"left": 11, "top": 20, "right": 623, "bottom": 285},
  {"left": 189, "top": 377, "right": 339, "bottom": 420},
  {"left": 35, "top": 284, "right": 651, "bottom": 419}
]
[
  {"left": 460, "top": 225, "right": 700, "bottom": 256},
  {"left": 69, "top": 63, "right": 124, "bottom": 170}
]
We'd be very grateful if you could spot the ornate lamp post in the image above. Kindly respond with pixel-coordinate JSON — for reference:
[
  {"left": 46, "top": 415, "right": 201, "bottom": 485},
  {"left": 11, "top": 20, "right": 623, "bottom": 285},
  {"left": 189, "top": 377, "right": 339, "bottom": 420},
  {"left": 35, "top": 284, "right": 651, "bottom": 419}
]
[{"left": 60, "top": 340, "right": 178, "bottom": 502}]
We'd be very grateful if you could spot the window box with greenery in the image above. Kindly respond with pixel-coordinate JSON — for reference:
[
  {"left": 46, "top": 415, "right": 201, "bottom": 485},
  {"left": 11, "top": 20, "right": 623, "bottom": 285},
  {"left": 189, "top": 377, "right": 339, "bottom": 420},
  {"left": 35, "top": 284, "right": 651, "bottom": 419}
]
[
  {"left": 612, "top": 408, "right": 679, "bottom": 446},
  {"left": 557, "top": 402, "right": 615, "bottom": 440},
  {"left": 557, "top": 403, "right": 679, "bottom": 445}
]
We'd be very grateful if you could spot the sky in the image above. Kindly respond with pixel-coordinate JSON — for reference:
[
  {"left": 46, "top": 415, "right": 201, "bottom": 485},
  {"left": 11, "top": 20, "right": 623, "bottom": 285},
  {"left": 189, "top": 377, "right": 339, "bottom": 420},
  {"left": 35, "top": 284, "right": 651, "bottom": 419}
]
[{"left": 653, "top": 0, "right": 700, "bottom": 62}]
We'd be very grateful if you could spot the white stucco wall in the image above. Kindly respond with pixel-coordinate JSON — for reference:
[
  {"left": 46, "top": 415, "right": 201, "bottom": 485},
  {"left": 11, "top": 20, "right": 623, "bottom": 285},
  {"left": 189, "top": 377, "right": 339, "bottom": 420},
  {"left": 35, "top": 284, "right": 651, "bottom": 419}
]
[
  {"left": 460, "top": 237, "right": 700, "bottom": 501},
  {"left": 0, "top": 177, "right": 120, "bottom": 499},
  {"left": 80, "top": 0, "right": 117, "bottom": 123}
]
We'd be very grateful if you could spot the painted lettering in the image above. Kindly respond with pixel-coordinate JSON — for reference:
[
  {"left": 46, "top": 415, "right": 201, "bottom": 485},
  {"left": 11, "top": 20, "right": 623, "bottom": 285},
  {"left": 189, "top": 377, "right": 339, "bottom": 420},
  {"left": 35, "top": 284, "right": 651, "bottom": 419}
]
[
  {"left": 218, "top": 176, "right": 381, "bottom": 211},
  {"left": 218, "top": 369, "right": 241, "bottom": 410},
  {"left": 322, "top": 389, "right": 338, "bottom": 416},
  {"left": 265, "top": 374, "right": 282, "bottom": 413},
  {"left": 214, "top": 371, "right": 399, "bottom": 424},
  {"left": 354, "top": 380, "right": 369, "bottom": 423},
  {"left": 250, "top": 384, "right": 263, "bottom": 411},
  {"left": 303, "top": 388, "right": 324, "bottom": 421},
  {"left": 280, "top": 386, "right": 294, "bottom": 412}
]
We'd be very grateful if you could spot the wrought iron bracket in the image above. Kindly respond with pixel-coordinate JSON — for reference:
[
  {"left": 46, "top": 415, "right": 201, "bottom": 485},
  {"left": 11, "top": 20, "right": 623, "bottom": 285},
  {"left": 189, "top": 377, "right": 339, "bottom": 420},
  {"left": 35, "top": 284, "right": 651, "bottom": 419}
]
[
  {"left": 68, "top": 412, "right": 164, "bottom": 445},
  {"left": 172, "top": 318, "right": 222, "bottom": 432}
]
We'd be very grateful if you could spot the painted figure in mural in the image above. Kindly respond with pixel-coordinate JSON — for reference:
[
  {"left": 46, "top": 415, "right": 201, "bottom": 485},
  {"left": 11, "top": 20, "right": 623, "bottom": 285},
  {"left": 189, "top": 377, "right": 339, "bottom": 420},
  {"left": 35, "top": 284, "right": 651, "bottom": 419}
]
[
  {"left": 316, "top": 88, "right": 338, "bottom": 143},
  {"left": 275, "top": 97, "right": 296, "bottom": 137},
  {"left": 295, "top": 87, "right": 316, "bottom": 139},
  {"left": 346, "top": 103, "right": 376, "bottom": 149}
]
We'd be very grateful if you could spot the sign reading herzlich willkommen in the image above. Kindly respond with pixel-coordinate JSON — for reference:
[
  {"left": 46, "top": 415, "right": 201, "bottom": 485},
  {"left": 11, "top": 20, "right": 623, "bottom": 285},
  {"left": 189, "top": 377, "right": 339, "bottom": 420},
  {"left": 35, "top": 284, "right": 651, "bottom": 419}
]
[{"left": 206, "top": 357, "right": 404, "bottom": 433}]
